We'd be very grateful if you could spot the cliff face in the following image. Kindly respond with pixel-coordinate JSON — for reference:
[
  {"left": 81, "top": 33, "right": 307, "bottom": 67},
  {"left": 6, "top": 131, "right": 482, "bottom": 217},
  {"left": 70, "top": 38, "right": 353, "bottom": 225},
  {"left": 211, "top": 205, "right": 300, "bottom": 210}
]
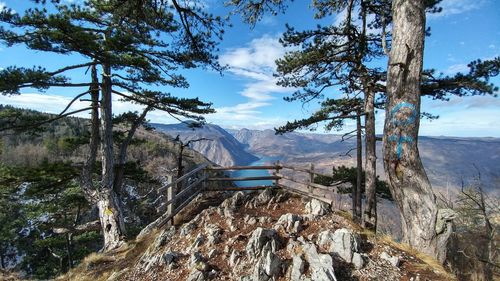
[{"left": 154, "top": 123, "right": 259, "bottom": 167}]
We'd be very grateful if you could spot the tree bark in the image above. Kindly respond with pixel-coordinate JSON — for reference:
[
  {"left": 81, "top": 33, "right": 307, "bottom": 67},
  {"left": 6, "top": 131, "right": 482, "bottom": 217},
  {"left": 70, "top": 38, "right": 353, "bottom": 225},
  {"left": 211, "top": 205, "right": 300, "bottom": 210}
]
[
  {"left": 354, "top": 109, "right": 363, "bottom": 223},
  {"left": 80, "top": 64, "right": 100, "bottom": 202},
  {"left": 363, "top": 86, "right": 377, "bottom": 231},
  {"left": 114, "top": 105, "right": 152, "bottom": 195},
  {"left": 383, "top": 0, "right": 452, "bottom": 263},
  {"left": 98, "top": 62, "right": 125, "bottom": 251}
]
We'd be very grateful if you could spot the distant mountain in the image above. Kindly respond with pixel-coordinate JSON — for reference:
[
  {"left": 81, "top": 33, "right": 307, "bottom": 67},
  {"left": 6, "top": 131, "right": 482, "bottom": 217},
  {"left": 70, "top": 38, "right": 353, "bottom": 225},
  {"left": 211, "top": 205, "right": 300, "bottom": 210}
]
[
  {"left": 229, "top": 128, "right": 500, "bottom": 192},
  {"left": 153, "top": 123, "right": 259, "bottom": 167}
]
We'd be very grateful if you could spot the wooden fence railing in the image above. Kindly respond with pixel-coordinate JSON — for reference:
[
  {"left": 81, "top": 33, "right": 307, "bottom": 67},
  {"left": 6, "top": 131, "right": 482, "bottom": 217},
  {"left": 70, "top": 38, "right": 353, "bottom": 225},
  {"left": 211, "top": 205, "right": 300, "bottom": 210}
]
[{"left": 157, "top": 162, "right": 340, "bottom": 226}]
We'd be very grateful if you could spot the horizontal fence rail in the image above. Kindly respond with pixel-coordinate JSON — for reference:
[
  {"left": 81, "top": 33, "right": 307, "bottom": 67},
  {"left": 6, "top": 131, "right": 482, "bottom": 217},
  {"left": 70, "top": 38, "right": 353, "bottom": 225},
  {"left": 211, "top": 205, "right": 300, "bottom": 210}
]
[{"left": 155, "top": 162, "right": 341, "bottom": 228}]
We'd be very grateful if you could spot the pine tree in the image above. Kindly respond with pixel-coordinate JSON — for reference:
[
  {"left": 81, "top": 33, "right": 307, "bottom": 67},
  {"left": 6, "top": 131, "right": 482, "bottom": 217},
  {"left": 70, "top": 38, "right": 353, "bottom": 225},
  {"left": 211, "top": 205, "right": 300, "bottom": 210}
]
[
  {"left": 0, "top": 0, "right": 223, "bottom": 250},
  {"left": 230, "top": 0, "right": 499, "bottom": 234}
]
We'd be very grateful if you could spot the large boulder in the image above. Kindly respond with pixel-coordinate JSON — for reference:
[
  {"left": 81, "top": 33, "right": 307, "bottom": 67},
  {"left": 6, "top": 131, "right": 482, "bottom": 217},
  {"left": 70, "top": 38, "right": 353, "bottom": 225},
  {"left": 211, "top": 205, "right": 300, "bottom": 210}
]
[
  {"left": 318, "top": 228, "right": 361, "bottom": 263},
  {"left": 301, "top": 241, "right": 337, "bottom": 281},
  {"left": 304, "top": 199, "right": 330, "bottom": 216},
  {"left": 251, "top": 242, "right": 284, "bottom": 281},
  {"left": 246, "top": 228, "right": 281, "bottom": 259}
]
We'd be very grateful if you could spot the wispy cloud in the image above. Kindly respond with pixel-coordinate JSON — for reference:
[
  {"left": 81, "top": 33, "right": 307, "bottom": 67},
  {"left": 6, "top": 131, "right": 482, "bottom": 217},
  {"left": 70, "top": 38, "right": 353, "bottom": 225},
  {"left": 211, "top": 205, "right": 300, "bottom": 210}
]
[
  {"left": 444, "top": 63, "right": 468, "bottom": 74},
  {"left": 217, "top": 35, "right": 294, "bottom": 122},
  {"left": 0, "top": 93, "right": 179, "bottom": 123},
  {"left": 428, "top": 0, "right": 488, "bottom": 19}
]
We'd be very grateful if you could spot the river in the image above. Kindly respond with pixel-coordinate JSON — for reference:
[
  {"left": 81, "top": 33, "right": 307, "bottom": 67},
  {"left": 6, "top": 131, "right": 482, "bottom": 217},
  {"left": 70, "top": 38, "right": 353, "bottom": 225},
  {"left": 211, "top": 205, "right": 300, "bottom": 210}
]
[{"left": 231, "top": 156, "right": 282, "bottom": 187}]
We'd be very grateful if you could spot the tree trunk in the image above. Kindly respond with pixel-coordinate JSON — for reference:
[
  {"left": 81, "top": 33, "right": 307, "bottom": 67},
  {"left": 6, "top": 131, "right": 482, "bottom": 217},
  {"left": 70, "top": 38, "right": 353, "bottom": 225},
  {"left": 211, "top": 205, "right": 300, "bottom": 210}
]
[
  {"left": 354, "top": 110, "right": 363, "bottom": 222},
  {"left": 80, "top": 64, "right": 100, "bottom": 202},
  {"left": 363, "top": 87, "right": 377, "bottom": 231},
  {"left": 383, "top": 0, "right": 452, "bottom": 263},
  {"left": 114, "top": 105, "right": 152, "bottom": 195},
  {"left": 99, "top": 62, "right": 125, "bottom": 251}
]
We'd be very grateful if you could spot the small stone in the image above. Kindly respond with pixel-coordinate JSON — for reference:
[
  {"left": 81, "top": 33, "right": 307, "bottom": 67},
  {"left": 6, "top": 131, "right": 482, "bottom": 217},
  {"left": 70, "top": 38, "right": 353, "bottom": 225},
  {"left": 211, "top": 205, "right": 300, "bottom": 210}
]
[
  {"left": 190, "top": 251, "right": 205, "bottom": 267},
  {"left": 190, "top": 233, "right": 205, "bottom": 250},
  {"left": 208, "top": 249, "right": 218, "bottom": 259},
  {"left": 380, "top": 251, "right": 400, "bottom": 267},
  {"left": 248, "top": 217, "right": 257, "bottom": 225},
  {"left": 305, "top": 199, "right": 331, "bottom": 216},
  {"left": 229, "top": 250, "right": 241, "bottom": 267},
  {"left": 352, "top": 252, "right": 364, "bottom": 269},
  {"left": 186, "top": 269, "right": 206, "bottom": 281},
  {"left": 163, "top": 252, "right": 179, "bottom": 265}
]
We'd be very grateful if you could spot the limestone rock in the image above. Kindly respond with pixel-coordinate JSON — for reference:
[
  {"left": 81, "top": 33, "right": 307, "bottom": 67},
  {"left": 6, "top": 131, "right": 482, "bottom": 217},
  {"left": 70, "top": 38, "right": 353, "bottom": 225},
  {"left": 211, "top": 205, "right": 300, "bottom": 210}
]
[
  {"left": 252, "top": 242, "right": 284, "bottom": 281},
  {"left": 180, "top": 221, "right": 197, "bottom": 236},
  {"left": 221, "top": 191, "right": 246, "bottom": 218},
  {"left": 305, "top": 199, "right": 330, "bottom": 216},
  {"left": 276, "top": 213, "right": 303, "bottom": 234},
  {"left": 255, "top": 188, "right": 273, "bottom": 206},
  {"left": 187, "top": 268, "right": 206, "bottom": 281},
  {"left": 205, "top": 224, "right": 222, "bottom": 246},
  {"left": 246, "top": 227, "right": 281, "bottom": 259},
  {"left": 380, "top": 251, "right": 400, "bottom": 267},
  {"left": 163, "top": 252, "right": 179, "bottom": 266},
  {"left": 318, "top": 228, "right": 360, "bottom": 263},
  {"left": 352, "top": 253, "right": 364, "bottom": 269},
  {"left": 289, "top": 255, "right": 306, "bottom": 281},
  {"left": 229, "top": 250, "right": 242, "bottom": 267},
  {"left": 137, "top": 227, "right": 176, "bottom": 271},
  {"left": 190, "top": 233, "right": 205, "bottom": 251},
  {"left": 301, "top": 241, "right": 337, "bottom": 281}
]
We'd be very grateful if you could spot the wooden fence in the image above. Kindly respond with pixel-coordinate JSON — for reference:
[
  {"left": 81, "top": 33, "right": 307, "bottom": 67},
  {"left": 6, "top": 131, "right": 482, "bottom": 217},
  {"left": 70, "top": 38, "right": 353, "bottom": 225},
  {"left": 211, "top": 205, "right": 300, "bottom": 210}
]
[{"left": 157, "top": 162, "right": 340, "bottom": 226}]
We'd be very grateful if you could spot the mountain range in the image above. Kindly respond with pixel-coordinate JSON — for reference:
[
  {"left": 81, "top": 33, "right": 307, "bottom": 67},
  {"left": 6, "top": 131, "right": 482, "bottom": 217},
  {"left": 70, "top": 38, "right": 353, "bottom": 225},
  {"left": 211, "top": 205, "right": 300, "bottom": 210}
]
[{"left": 154, "top": 123, "right": 500, "bottom": 193}]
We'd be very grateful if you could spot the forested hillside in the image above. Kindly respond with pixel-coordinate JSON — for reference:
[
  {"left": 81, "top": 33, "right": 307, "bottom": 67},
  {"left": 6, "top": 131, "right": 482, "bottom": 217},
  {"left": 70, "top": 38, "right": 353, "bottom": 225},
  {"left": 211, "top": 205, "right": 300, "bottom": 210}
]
[{"left": 0, "top": 106, "right": 210, "bottom": 278}]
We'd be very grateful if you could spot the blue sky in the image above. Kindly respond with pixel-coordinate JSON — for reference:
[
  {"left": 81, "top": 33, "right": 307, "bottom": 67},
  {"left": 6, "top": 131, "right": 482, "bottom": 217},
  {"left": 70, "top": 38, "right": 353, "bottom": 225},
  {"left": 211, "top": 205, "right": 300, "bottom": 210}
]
[{"left": 0, "top": 0, "right": 499, "bottom": 137}]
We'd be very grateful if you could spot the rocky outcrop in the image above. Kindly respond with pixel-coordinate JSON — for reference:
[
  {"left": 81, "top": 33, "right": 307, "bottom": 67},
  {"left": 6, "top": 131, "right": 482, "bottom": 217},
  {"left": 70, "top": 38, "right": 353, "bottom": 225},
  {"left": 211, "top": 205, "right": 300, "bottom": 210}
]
[
  {"left": 317, "top": 228, "right": 361, "bottom": 264},
  {"left": 121, "top": 189, "right": 449, "bottom": 281},
  {"left": 305, "top": 199, "right": 330, "bottom": 216},
  {"left": 298, "top": 238, "right": 337, "bottom": 281}
]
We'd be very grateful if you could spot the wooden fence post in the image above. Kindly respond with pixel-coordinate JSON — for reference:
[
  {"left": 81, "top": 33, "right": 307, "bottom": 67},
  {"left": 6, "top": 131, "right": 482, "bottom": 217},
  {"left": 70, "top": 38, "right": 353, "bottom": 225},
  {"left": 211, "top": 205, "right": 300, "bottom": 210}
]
[
  {"left": 166, "top": 174, "right": 174, "bottom": 226},
  {"left": 309, "top": 163, "right": 315, "bottom": 194},
  {"left": 275, "top": 160, "right": 281, "bottom": 188}
]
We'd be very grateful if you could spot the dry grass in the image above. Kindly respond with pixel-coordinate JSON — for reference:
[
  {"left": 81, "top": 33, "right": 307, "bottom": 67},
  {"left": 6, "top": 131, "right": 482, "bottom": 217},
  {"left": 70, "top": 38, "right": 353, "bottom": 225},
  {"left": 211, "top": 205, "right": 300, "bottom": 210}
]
[
  {"left": 376, "top": 235, "right": 456, "bottom": 280},
  {"left": 57, "top": 232, "right": 157, "bottom": 281}
]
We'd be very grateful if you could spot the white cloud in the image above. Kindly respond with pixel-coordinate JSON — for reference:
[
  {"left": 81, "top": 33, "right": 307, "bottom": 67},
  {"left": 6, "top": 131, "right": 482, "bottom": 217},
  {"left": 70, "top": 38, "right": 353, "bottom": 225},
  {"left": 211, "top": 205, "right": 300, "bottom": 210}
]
[
  {"left": 0, "top": 2, "right": 6, "bottom": 10},
  {"left": 218, "top": 35, "right": 295, "bottom": 121},
  {"left": 444, "top": 63, "right": 468, "bottom": 74},
  {"left": 219, "top": 35, "right": 284, "bottom": 76},
  {"left": 0, "top": 93, "right": 179, "bottom": 124},
  {"left": 428, "top": 0, "right": 487, "bottom": 19},
  {"left": 489, "top": 44, "right": 496, "bottom": 49}
]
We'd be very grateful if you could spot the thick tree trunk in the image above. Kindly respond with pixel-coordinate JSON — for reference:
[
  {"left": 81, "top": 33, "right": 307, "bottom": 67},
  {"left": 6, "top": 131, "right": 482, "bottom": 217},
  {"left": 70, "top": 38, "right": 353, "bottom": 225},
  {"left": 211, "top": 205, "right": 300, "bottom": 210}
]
[
  {"left": 99, "top": 63, "right": 125, "bottom": 251},
  {"left": 354, "top": 110, "right": 363, "bottom": 223},
  {"left": 363, "top": 87, "right": 377, "bottom": 231},
  {"left": 97, "top": 190, "right": 125, "bottom": 251},
  {"left": 383, "top": 0, "right": 452, "bottom": 263}
]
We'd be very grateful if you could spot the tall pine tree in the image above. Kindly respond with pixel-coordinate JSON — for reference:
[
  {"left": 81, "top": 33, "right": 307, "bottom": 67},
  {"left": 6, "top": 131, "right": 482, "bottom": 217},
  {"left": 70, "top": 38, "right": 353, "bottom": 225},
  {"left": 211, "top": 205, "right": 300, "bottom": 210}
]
[{"left": 0, "top": 0, "right": 223, "bottom": 250}]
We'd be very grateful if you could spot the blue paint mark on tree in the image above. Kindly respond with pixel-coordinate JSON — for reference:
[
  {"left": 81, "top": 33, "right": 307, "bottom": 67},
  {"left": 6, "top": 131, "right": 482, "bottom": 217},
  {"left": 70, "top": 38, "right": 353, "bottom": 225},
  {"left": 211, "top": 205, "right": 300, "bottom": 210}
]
[
  {"left": 388, "top": 135, "right": 414, "bottom": 159},
  {"left": 389, "top": 102, "right": 417, "bottom": 159},
  {"left": 390, "top": 102, "right": 417, "bottom": 126}
]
